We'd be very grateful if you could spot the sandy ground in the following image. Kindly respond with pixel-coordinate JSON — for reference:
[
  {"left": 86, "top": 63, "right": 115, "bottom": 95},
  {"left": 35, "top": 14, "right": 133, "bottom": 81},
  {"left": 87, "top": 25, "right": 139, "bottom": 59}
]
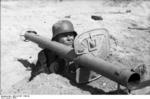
[{"left": 1, "top": 0, "right": 150, "bottom": 95}]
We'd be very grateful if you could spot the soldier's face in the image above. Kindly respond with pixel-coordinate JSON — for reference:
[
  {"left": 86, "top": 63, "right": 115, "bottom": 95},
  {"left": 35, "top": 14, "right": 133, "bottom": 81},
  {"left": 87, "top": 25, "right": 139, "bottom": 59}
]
[{"left": 57, "top": 33, "right": 75, "bottom": 47}]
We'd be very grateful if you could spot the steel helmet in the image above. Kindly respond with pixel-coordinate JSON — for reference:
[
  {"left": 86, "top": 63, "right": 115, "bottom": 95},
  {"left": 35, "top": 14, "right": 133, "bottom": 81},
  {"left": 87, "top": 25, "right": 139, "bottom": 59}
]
[{"left": 52, "top": 20, "right": 77, "bottom": 40}]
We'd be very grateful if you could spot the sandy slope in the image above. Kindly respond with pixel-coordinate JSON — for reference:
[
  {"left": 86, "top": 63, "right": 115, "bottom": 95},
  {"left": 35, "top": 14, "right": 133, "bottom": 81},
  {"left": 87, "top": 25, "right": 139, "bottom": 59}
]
[{"left": 1, "top": 0, "right": 150, "bottom": 95}]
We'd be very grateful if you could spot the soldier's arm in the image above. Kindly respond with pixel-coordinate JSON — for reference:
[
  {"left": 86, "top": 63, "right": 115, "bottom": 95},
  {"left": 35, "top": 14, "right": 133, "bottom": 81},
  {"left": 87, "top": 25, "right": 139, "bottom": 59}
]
[{"left": 32, "top": 49, "right": 50, "bottom": 75}]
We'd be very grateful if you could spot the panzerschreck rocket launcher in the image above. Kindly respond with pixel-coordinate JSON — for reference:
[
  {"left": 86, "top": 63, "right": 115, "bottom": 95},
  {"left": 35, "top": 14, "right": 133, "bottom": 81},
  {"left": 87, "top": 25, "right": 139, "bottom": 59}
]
[{"left": 21, "top": 28, "right": 140, "bottom": 89}]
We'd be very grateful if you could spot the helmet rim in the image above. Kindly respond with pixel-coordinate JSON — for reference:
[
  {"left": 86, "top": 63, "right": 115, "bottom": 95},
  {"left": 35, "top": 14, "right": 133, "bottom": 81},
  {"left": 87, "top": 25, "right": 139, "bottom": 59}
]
[{"left": 52, "top": 31, "right": 77, "bottom": 41}]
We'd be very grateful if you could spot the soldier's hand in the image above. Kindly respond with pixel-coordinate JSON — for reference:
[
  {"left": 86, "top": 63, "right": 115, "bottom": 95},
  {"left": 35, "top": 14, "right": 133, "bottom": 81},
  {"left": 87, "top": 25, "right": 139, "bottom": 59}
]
[{"left": 49, "top": 61, "right": 60, "bottom": 73}]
